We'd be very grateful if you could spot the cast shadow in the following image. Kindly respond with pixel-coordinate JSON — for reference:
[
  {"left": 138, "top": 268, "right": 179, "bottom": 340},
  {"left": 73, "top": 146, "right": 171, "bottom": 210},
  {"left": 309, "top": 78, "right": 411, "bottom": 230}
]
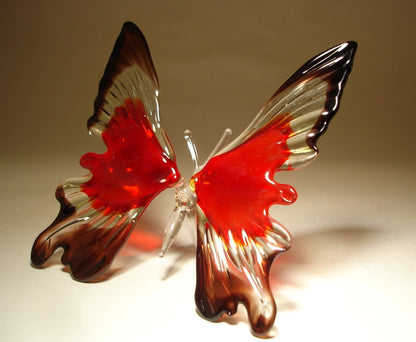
[
  {"left": 31, "top": 221, "right": 383, "bottom": 338},
  {"left": 32, "top": 223, "right": 381, "bottom": 284},
  {"left": 161, "top": 244, "right": 195, "bottom": 280},
  {"left": 208, "top": 309, "right": 279, "bottom": 339},
  {"left": 215, "top": 225, "right": 383, "bottom": 338},
  {"left": 269, "top": 225, "right": 383, "bottom": 309},
  {"left": 271, "top": 225, "right": 382, "bottom": 283}
]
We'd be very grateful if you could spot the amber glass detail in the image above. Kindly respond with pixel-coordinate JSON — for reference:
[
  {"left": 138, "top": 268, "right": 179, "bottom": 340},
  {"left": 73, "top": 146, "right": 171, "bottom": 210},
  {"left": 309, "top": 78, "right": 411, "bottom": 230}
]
[{"left": 31, "top": 21, "right": 357, "bottom": 336}]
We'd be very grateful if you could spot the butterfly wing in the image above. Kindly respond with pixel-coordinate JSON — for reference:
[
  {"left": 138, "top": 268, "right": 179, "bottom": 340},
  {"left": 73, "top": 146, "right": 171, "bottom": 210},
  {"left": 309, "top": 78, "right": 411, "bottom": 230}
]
[
  {"left": 31, "top": 22, "right": 182, "bottom": 281},
  {"left": 192, "top": 41, "right": 357, "bottom": 335}
]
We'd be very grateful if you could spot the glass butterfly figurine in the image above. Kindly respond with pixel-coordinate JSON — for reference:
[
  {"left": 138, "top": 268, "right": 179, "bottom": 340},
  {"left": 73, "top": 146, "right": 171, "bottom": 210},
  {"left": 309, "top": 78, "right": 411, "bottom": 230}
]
[{"left": 31, "top": 22, "right": 356, "bottom": 336}]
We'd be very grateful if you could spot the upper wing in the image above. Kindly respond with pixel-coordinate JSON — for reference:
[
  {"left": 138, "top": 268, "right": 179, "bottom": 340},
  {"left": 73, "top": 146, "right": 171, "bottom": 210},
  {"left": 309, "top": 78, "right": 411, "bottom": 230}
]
[
  {"left": 31, "top": 22, "right": 182, "bottom": 282},
  {"left": 219, "top": 41, "right": 357, "bottom": 169},
  {"left": 192, "top": 41, "right": 357, "bottom": 335}
]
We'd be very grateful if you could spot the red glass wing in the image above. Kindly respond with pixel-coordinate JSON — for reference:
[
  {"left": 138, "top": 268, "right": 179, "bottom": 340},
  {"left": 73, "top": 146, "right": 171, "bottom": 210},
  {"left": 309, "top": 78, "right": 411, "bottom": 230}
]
[
  {"left": 81, "top": 97, "right": 180, "bottom": 214},
  {"left": 192, "top": 115, "right": 295, "bottom": 335},
  {"left": 193, "top": 41, "right": 357, "bottom": 335},
  {"left": 192, "top": 118, "right": 296, "bottom": 245},
  {"left": 31, "top": 22, "right": 181, "bottom": 281}
]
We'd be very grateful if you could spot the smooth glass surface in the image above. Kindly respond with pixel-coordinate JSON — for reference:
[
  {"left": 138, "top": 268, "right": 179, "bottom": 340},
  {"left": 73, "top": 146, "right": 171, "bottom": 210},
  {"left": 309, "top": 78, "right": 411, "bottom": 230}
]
[{"left": 31, "top": 21, "right": 356, "bottom": 336}]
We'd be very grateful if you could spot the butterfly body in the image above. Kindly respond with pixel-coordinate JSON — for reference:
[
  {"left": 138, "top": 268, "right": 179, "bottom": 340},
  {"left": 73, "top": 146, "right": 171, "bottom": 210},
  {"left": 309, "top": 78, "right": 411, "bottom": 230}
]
[{"left": 31, "top": 22, "right": 356, "bottom": 336}]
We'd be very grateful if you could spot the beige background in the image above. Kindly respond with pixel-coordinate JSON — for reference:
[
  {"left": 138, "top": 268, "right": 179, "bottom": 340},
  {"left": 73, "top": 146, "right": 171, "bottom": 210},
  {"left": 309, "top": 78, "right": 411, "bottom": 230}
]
[
  {"left": 1, "top": 1, "right": 415, "bottom": 342},
  {"left": 1, "top": 1, "right": 415, "bottom": 166}
]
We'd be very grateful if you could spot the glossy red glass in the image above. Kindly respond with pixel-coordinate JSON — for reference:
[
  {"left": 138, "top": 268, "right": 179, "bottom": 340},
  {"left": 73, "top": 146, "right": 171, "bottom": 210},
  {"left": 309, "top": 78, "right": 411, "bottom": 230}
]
[
  {"left": 31, "top": 21, "right": 357, "bottom": 336},
  {"left": 81, "top": 98, "right": 180, "bottom": 214},
  {"left": 193, "top": 118, "right": 297, "bottom": 244}
]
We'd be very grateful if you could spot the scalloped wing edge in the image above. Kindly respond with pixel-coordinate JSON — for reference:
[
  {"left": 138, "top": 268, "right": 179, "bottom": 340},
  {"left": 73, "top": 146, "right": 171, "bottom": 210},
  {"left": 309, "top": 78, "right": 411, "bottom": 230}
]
[
  {"left": 194, "top": 206, "right": 291, "bottom": 335},
  {"left": 31, "top": 22, "right": 181, "bottom": 281},
  {"left": 31, "top": 176, "right": 144, "bottom": 281}
]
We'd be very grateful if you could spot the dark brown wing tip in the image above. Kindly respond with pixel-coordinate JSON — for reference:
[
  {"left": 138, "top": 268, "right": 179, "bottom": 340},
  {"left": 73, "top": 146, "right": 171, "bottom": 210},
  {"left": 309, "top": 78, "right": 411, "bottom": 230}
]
[
  {"left": 31, "top": 183, "right": 134, "bottom": 282},
  {"left": 280, "top": 41, "right": 357, "bottom": 151},
  {"left": 277, "top": 41, "right": 357, "bottom": 95},
  {"left": 89, "top": 21, "right": 159, "bottom": 131},
  {"left": 30, "top": 185, "right": 76, "bottom": 267},
  {"left": 306, "top": 41, "right": 357, "bottom": 148},
  {"left": 100, "top": 21, "right": 159, "bottom": 89},
  {"left": 263, "top": 41, "right": 356, "bottom": 157}
]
